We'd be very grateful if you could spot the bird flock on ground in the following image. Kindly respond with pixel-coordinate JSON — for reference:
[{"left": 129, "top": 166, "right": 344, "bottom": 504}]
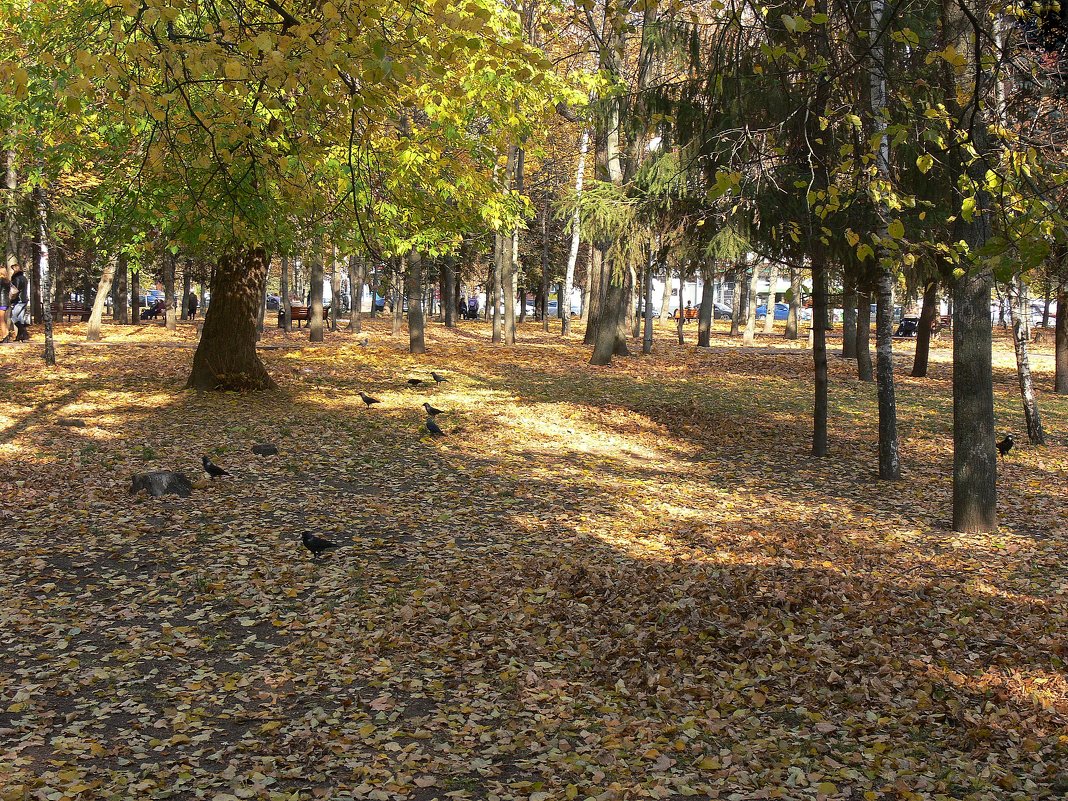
[
  {"left": 182, "top": 365, "right": 1020, "bottom": 562},
  {"left": 196, "top": 369, "right": 452, "bottom": 561}
]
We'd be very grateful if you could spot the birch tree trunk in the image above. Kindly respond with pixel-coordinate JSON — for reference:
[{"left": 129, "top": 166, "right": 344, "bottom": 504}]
[
  {"left": 35, "top": 189, "right": 56, "bottom": 365},
  {"left": 87, "top": 256, "right": 116, "bottom": 341},
  {"left": 561, "top": 131, "right": 586, "bottom": 338},
  {"left": 743, "top": 264, "right": 759, "bottom": 345},
  {"left": 1010, "top": 278, "right": 1044, "bottom": 444},
  {"left": 785, "top": 268, "right": 801, "bottom": 339}
]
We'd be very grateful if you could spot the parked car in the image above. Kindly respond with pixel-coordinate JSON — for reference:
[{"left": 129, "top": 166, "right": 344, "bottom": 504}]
[
  {"left": 713, "top": 302, "right": 733, "bottom": 319},
  {"left": 756, "top": 302, "right": 791, "bottom": 321},
  {"left": 546, "top": 299, "right": 582, "bottom": 317}
]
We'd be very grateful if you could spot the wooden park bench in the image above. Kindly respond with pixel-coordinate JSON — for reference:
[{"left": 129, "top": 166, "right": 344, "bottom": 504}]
[
  {"left": 50, "top": 301, "right": 91, "bottom": 322},
  {"left": 278, "top": 304, "right": 330, "bottom": 328},
  {"left": 671, "top": 307, "right": 699, "bottom": 321}
]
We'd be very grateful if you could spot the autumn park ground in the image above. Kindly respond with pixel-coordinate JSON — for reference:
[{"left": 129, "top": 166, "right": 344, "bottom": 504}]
[{"left": 0, "top": 319, "right": 1066, "bottom": 801}]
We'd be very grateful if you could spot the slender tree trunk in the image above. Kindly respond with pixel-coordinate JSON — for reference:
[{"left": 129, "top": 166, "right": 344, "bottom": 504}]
[
  {"left": 443, "top": 256, "right": 457, "bottom": 329},
  {"left": 330, "top": 247, "right": 341, "bottom": 332},
  {"left": 743, "top": 265, "right": 760, "bottom": 345},
  {"left": 391, "top": 265, "right": 404, "bottom": 336},
  {"left": 698, "top": 267, "right": 713, "bottom": 347},
  {"left": 407, "top": 249, "right": 426, "bottom": 354},
  {"left": 763, "top": 264, "right": 778, "bottom": 334},
  {"left": 1010, "top": 279, "right": 1044, "bottom": 444},
  {"left": 86, "top": 256, "right": 115, "bottom": 341},
  {"left": 187, "top": 247, "right": 275, "bottom": 390},
  {"left": 812, "top": 254, "right": 829, "bottom": 457},
  {"left": 256, "top": 259, "right": 269, "bottom": 339},
  {"left": 131, "top": 270, "right": 140, "bottom": 324},
  {"left": 658, "top": 267, "right": 673, "bottom": 319},
  {"left": 281, "top": 254, "right": 292, "bottom": 333},
  {"left": 561, "top": 134, "right": 587, "bottom": 337},
  {"left": 180, "top": 267, "right": 191, "bottom": 321},
  {"left": 4, "top": 149, "right": 17, "bottom": 279},
  {"left": 856, "top": 286, "right": 874, "bottom": 381},
  {"left": 34, "top": 189, "right": 56, "bottom": 365},
  {"left": 875, "top": 266, "right": 900, "bottom": 478},
  {"left": 492, "top": 232, "right": 504, "bottom": 342},
  {"left": 540, "top": 195, "right": 551, "bottom": 333},
  {"left": 643, "top": 251, "right": 654, "bottom": 354},
  {"left": 785, "top": 268, "right": 801, "bottom": 339},
  {"left": 1056, "top": 280, "right": 1068, "bottom": 392},
  {"left": 114, "top": 253, "right": 128, "bottom": 325},
  {"left": 842, "top": 268, "right": 858, "bottom": 358},
  {"left": 163, "top": 252, "right": 177, "bottom": 331},
  {"left": 1042, "top": 280, "right": 1051, "bottom": 328},
  {"left": 309, "top": 245, "right": 325, "bottom": 342},
  {"left": 912, "top": 279, "right": 938, "bottom": 377},
  {"left": 730, "top": 267, "right": 742, "bottom": 336}
]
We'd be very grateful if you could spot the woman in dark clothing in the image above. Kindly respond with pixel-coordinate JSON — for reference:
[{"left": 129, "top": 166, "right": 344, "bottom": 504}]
[
  {"left": 187, "top": 291, "right": 199, "bottom": 319},
  {"left": 0, "top": 265, "right": 10, "bottom": 343},
  {"left": 9, "top": 265, "right": 29, "bottom": 342}
]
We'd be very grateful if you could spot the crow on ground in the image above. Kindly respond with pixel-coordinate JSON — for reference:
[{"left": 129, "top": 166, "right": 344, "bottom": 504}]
[
  {"left": 202, "top": 455, "right": 230, "bottom": 479},
  {"left": 407, "top": 378, "right": 424, "bottom": 387},
  {"left": 431, "top": 372, "right": 448, "bottom": 383},
  {"left": 996, "top": 435, "right": 1014, "bottom": 458},
  {"left": 422, "top": 401, "right": 444, "bottom": 416},
  {"left": 302, "top": 531, "right": 340, "bottom": 559},
  {"left": 426, "top": 417, "right": 445, "bottom": 437},
  {"left": 359, "top": 391, "right": 381, "bottom": 407}
]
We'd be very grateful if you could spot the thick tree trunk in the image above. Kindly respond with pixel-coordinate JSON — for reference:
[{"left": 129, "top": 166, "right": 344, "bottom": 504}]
[
  {"left": 281, "top": 255, "right": 292, "bottom": 333},
  {"left": 114, "top": 253, "right": 129, "bottom": 325},
  {"left": 584, "top": 245, "right": 605, "bottom": 345},
  {"left": 912, "top": 279, "right": 938, "bottom": 377},
  {"left": 309, "top": 246, "right": 325, "bottom": 342},
  {"left": 697, "top": 267, "right": 713, "bottom": 347},
  {"left": 812, "top": 254, "right": 829, "bottom": 457},
  {"left": 86, "top": 256, "right": 115, "bottom": 341},
  {"left": 164, "top": 252, "right": 177, "bottom": 331},
  {"left": 34, "top": 189, "right": 56, "bottom": 365},
  {"left": 1056, "top": 280, "right": 1068, "bottom": 393},
  {"left": 856, "top": 287, "right": 873, "bottom": 381},
  {"left": 590, "top": 277, "right": 628, "bottom": 365},
  {"left": 743, "top": 265, "right": 759, "bottom": 345},
  {"left": 842, "top": 268, "right": 858, "bottom": 358},
  {"left": 875, "top": 266, "right": 900, "bottom": 479},
  {"left": 187, "top": 246, "right": 275, "bottom": 391},
  {"left": 785, "top": 268, "right": 801, "bottom": 339},
  {"left": 763, "top": 264, "right": 778, "bottom": 334},
  {"left": 407, "top": 250, "right": 426, "bottom": 354}
]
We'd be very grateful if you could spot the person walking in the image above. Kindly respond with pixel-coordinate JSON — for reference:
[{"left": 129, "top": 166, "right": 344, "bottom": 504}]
[
  {"left": 9, "top": 263, "right": 29, "bottom": 342},
  {"left": 187, "top": 291, "right": 199, "bottom": 319},
  {"left": 0, "top": 266, "right": 11, "bottom": 343}
]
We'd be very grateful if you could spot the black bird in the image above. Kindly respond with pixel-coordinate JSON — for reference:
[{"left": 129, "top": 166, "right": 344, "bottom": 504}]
[
  {"left": 407, "top": 378, "right": 424, "bottom": 387},
  {"left": 996, "top": 434, "right": 1014, "bottom": 458},
  {"left": 202, "top": 455, "right": 230, "bottom": 479},
  {"left": 422, "top": 401, "right": 444, "bottom": 416},
  {"left": 425, "top": 417, "right": 445, "bottom": 437},
  {"left": 431, "top": 372, "right": 448, "bottom": 384},
  {"left": 302, "top": 531, "right": 340, "bottom": 559},
  {"left": 359, "top": 391, "right": 381, "bottom": 407}
]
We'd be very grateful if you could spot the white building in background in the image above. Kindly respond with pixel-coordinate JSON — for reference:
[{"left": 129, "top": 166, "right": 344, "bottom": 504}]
[{"left": 651, "top": 270, "right": 802, "bottom": 315}]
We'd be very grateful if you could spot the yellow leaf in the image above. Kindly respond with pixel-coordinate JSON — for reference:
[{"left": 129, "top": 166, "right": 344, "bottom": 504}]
[{"left": 259, "top": 720, "right": 282, "bottom": 732}]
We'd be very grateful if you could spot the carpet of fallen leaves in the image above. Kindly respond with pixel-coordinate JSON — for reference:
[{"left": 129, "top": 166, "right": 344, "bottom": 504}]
[{"left": 0, "top": 317, "right": 1066, "bottom": 801}]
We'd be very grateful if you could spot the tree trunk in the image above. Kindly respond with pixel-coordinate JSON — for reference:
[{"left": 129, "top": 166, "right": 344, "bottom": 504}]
[
  {"left": 164, "top": 252, "right": 177, "bottom": 331},
  {"left": 875, "top": 266, "right": 900, "bottom": 479},
  {"left": 4, "top": 149, "right": 17, "bottom": 279},
  {"left": 114, "top": 253, "right": 129, "bottom": 325},
  {"left": 842, "top": 268, "right": 858, "bottom": 358},
  {"left": 584, "top": 245, "right": 605, "bottom": 344},
  {"left": 763, "top": 264, "right": 778, "bottom": 334},
  {"left": 590, "top": 277, "right": 628, "bottom": 365},
  {"left": 540, "top": 194, "right": 551, "bottom": 333},
  {"left": 187, "top": 246, "right": 275, "bottom": 391},
  {"left": 407, "top": 249, "right": 426, "bottom": 354},
  {"left": 348, "top": 255, "right": 363, "bottom": 331},
  {"left": 785, "top": 268, "right": 801, "bottom": 339},
  {"left": 1056, "top": 280, "right": 1068, "bottom": 393},
  {"left": 391, "top": 264, "right": 404, "bottom": 336},
  {"left": 86, "top": 256, "right": 115, "bottom": 341},
  {"left": 642, "top": 252, "right": 654, "bottom": 354},
  {"left": 492, "top": 232, "right": 504, "bottom": 343},
  {"left": 856, "top": 286, "right": 873, "bottom": 381},
  {"left": 443, "top": 256, "right": 457, "bottom": 329},
  {"left": 697, "top": 267, "right": 713, "bottom": 347},
  {"left": 658, "top": 268, "right": 672, "bottom": 319},
  {"left": 1010, "top": 279, "right": 1044, "bottom": 445},
  {"left": 561, "top": 134, "right": 587, "bottom": 337},
  {"left": 281, "top": 254, "right": 292, "bottom": 333},
  {"left": 730, "top": 268, "right": 742, "bottom": 336},
  {"left": 131, "top": 269, "right": 140, "bottom": 324},
  {"left": 330, "top": 248, "right": 341, "bottom": 332},
  {"left": 309, "top": 245, "right": 325, "bottom": 342},
  {"left": 256, "top": 259, "right": 268, "bottom": 339},
  {"left": 180, "top": 266, "right": 191, "bottom": 321},
  {"left": 743, "top": 265, "right": 759, "bottom": 345},
  {"left": 34, "top": 189, "right": 56, "bottom": 365},
  {"left": 912, "top": 279, "right": 938, "bottom": 377},
  {"left": 811, "top": 253, "right": 829, "bottom": 457}
]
